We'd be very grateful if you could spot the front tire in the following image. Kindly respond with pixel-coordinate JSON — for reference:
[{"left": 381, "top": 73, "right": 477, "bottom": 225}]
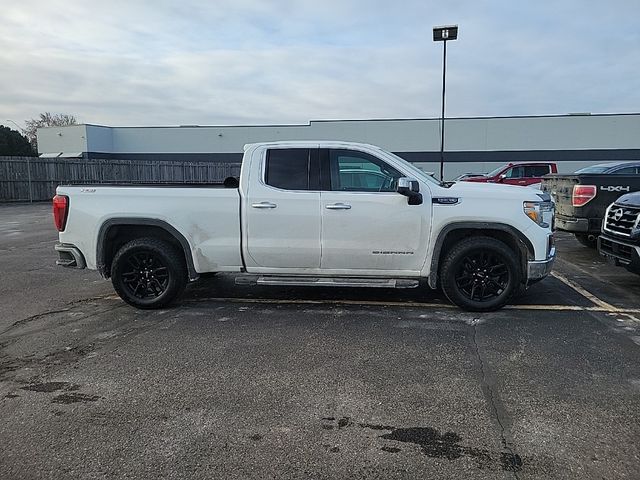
[
  {"left": 440, "top": 236, "right": 521, "bottom": 312},
  {"left": 111, "top": 237, "right": 187, "bottom": 309}
]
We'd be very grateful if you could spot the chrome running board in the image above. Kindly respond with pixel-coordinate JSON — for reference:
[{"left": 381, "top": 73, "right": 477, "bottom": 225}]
[{"left": 235, "top": 276, "right": 419, "bottom": 289}]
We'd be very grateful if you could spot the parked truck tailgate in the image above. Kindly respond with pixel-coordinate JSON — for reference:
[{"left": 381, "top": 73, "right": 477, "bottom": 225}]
[{"left": 542, "top": 174, "right": 640, "bottom": 234}]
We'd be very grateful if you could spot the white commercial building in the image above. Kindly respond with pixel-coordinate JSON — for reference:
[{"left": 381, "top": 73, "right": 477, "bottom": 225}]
[{"left": 37, "top": 113, "right": 640, "bottom": 180}]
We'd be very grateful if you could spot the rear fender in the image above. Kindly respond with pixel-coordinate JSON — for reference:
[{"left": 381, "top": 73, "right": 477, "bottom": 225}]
[{"left": 96, "top": 218, "right": 198, "bottom": 281}]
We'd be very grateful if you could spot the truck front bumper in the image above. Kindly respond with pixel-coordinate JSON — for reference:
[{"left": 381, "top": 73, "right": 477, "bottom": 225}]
[
  {"left": 55, "top": 243, "right": 86, "bottom": 269},
  {"left": 527, "top": 246, "right": 556, "bottom": 281},
  {"left": 598, "top": 234, "right": 640, "bottom": 274}
]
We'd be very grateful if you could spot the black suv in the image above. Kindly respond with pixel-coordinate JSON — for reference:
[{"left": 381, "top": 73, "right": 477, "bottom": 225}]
[{"left": 598, "top": 191, "right": 640, "bottom": 274}]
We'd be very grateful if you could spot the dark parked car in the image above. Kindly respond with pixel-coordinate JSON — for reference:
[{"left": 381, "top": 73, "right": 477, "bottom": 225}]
[
  {"left": 575, "top": 162, "right": 640, "bottom": 175},
  {"left": 598, "top": 191, "right": 640, "bottom": 274},
  {"left": 542, "top": 161, "right": 640, "bottom": 247}
]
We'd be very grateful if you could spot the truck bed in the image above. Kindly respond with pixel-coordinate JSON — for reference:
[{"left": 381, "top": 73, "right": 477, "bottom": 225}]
[
  {"left": 56, "top": 184, "right": 243, "bottom": 273},
  {"left": 58, "top": 182, "right": 232, "bottom": 187}
]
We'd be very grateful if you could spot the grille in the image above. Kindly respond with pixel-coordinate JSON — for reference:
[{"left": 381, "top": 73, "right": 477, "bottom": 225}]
[
  {"left": 604, "top": 204, "right": 640, "bottom": 236},
  {"left": 600, "top": 237, "right": 634, "bottom": 262}
]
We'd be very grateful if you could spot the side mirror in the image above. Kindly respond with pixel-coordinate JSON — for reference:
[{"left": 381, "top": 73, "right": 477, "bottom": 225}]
[
  {"left": 497, "top": 173, "right": 507, "bottom": 182},
  {"left": 397, "top": 177, "right": 423, "bottom": 205}
]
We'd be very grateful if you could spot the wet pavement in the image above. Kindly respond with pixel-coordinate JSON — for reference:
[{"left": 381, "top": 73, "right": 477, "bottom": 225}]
[{"left": 1, "top": 203, "right": 639, "bottom": 479}]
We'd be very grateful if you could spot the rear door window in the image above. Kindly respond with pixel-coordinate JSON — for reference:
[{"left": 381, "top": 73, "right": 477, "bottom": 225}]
[
  {"left": 265, "top": 148, "right": 319, "bottom": 190},
  {"left": 524, "top": 165, "right": 551, "bottom": 177}
]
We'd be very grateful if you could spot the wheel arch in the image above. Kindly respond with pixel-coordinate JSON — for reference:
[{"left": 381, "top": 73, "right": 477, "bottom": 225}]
[
  {"left": 428, "top": 222, "right": 533, "bottom": 289},
  {"left": 97, "top": 218, "right": 198, "bottom": 281}
]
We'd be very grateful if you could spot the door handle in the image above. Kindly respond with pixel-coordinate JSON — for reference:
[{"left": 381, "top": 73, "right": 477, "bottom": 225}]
[
  {"left": 325, "top": 203, "right": 351, "bottom": 210},
  {"left": 251, "top": 202, "right": 277, "bottom": 209}
]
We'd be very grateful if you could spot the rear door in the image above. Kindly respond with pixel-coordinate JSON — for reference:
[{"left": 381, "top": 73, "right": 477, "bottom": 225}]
[
  {"left": 244, "top": 147, "right": 321, "bottom": 270},
  {"left": 319, "top": 148, "right": 430, "bottom": 274}
]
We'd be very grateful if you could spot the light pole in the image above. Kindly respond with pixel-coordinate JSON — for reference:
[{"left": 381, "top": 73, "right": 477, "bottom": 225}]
[
  {"left": 5, "top": 119, "right": 26, "bottom": 134},
  {"left": 432, "top": 24, "right": 458, "bottom": 181}
]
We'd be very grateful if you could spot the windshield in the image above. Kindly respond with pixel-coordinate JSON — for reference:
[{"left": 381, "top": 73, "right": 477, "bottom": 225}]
[
  {"left": 381, "top": 150, "right": 443, "bottom": 185},
  {"left": 485, "top": 165, "right": 505, "bottom": 177},
  {"left": 575, "top": 165, "right": 611, "bottom": 174}
]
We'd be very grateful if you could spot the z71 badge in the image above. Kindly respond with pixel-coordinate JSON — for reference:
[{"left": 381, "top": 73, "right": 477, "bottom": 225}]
[{"left": 600, "top": 185, "right": 630, "bottom": 192}]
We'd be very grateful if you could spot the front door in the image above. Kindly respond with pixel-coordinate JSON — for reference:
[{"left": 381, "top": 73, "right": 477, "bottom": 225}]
[
  {"left": 244, "top": 147, "right": 321, "bottom": 270},
  {"left": 319, "top": 148, "right": 430, "bottom": 275},
  {"left": 500, "top": 165, "right": 527, "bottom": 185}
]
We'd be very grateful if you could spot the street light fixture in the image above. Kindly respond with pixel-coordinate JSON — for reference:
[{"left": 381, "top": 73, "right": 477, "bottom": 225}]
[{"left": 433, "top": 24, "right": 458, "bottom": 181}]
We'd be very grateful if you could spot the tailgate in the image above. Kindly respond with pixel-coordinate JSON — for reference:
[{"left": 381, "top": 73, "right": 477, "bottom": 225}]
[
  {"left": 541, "top": 175, "right": 579, "bottom": 218},
  {"left": 542, "top": 174, "right": 640, "bottom": 219}
]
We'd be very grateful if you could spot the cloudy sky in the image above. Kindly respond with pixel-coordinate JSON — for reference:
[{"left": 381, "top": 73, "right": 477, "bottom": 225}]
[{"left": 2, "top": 0, "right": 639, "bottom": 127}]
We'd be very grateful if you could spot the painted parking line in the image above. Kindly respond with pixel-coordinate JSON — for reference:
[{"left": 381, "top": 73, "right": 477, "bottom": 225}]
[
  {"left": 550, "top": 271, "right": 620, "bottom": 312},
  {"left": 550, "top": 272, "right": 640, "bottom": 325},
  {"left": 182, "top": 296, "right": 640, "bottom": 314},
  {"left": 184, "top": 296, "right": 454, "bottom": 309},
  {"left": 105, "top": 275, "right": 638, "bottom": 315}
]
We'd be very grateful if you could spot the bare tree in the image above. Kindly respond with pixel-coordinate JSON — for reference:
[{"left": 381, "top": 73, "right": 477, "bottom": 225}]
[{"left": 24, "top": 112, "right": 77, "bottom": 149}]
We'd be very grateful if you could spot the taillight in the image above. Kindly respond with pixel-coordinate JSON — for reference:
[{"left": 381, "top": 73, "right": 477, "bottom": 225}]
[
  {"left": 53, "top": 195, "right": 69, "bottom": 231},
  {"left": 572, "top": 185, "right": 596, "bottom": 207}
]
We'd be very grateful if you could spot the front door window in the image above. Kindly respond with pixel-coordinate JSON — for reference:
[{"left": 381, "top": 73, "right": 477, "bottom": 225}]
[{"left": 330, "top": 150, "right": 402, "bottom": 192}]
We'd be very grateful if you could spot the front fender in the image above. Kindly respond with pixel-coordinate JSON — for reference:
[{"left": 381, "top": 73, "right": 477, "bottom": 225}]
[{"left": 427, "top": 222, "right": 534, "bottom": 289}]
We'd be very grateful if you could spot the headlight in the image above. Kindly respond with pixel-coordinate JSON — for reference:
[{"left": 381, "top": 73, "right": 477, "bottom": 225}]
[{"left": 524, "top": 201, "right": 553, "bottom": 228}]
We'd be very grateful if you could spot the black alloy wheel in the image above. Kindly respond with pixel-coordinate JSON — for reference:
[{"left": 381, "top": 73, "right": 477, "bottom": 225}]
[
  {"left": 440, "top": 236, "right": 521, "bottom": 312},
  {"left": 111, "top": 237, "right": 187, "bottom": 309},
  {"left": 453, "top": 250, "right": 509, "bottom": 302},
  {"left": 121, "top": 251, "right": 170, "bottom": 300}
]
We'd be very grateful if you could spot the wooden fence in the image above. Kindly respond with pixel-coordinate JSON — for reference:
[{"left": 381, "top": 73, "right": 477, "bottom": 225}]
[{"left": 0, "top": 156, "right": 241, "bottom": 202}]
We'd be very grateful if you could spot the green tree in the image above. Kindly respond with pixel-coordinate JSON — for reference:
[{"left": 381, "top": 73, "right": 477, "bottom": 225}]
[
  {"left": 24, "top": 112, "right": 77, "bottom": 150},
  {"left": 0, "top": 125, "right": 35, "bottom": 156}
]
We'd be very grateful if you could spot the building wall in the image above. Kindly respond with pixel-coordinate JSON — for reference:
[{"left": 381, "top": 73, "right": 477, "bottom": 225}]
[
  {"left": 37, "top": 114, "right": 640, "bottom": 180},
  {"left": 37, "top": 125, "right": 88, "bottom": 156}
]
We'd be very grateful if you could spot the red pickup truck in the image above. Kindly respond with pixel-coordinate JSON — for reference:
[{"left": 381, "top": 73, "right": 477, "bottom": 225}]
[{"left": 461, "top": 162, "right": 558, "bottom": 187}]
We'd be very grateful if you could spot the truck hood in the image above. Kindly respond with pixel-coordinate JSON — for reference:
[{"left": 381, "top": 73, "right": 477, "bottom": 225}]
[
  {"left": 443, "top": 180, "right": 546, "bottom": 202},
  {"left": 615, "top": 191, "right": 640, "bottom": 206},
  {"left": 462, "top": 175, "right": 489, "bottom": 182}
]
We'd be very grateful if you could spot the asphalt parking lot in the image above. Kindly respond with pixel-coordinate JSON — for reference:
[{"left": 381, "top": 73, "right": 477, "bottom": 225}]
[{"left": 1, "top": 203, "right": 640, "bottom": 479}]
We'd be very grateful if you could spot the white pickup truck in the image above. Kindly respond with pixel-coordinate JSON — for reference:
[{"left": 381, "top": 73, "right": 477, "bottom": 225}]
[{"left": 53, "top": 141, "right": 555, "bottom": 311}]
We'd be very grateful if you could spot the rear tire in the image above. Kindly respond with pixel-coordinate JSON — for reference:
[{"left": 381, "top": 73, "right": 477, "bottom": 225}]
[
  {"left": 111, "top": 237, "right": 187, "bottom": 309},
  {"left": 440, "top": 236, "right": 521, "bottom": 312},
  {"left": 574, "top": 233, "right": 598, "bottom": 249}
]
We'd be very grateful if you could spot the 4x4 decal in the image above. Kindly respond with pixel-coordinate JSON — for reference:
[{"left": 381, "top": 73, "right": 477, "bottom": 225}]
[{"left": 600, "top": 185, "right": 630, "bottom": 192}]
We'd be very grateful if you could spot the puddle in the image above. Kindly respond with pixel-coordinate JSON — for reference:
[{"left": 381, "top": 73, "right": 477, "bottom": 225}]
[
  {"left": 20, "top": 381, "right": 100, "bottom": 405},
  {"left": 322, "top": 417, "right": 525, "bottom": 472},
  {"left": 380, "top": 427, "right": 464, "bottom": 460},
  {"left": 21, "top": 381, "right": 79, "bottom": 393}
]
